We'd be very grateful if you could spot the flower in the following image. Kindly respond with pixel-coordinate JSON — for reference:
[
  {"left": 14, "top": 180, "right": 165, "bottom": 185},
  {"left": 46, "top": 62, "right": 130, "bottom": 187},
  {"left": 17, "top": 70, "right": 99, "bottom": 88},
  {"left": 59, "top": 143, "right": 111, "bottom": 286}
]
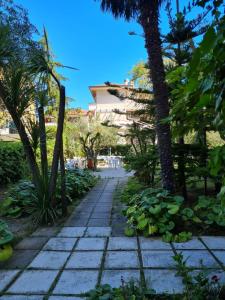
[{"left": 211, "top": 275, "right": 219, "bottom": 282}]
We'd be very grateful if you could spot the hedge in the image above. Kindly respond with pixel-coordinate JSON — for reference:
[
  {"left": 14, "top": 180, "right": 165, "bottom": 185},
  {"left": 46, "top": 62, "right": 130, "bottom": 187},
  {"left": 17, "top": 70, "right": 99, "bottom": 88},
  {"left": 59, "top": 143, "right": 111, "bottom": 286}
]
[{"left": 0, "top": 142, "right": 27, "bottom": 185}]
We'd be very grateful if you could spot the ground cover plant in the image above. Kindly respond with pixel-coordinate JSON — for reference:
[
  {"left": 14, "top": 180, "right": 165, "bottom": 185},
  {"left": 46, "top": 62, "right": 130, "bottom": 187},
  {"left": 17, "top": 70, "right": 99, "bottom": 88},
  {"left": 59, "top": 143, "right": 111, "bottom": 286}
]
[
  {"left": 121, "top": 178, "right": 225, "bottom": 242},
  {"left": 0, "top": 169, "right": 97, "bottom": 224}
]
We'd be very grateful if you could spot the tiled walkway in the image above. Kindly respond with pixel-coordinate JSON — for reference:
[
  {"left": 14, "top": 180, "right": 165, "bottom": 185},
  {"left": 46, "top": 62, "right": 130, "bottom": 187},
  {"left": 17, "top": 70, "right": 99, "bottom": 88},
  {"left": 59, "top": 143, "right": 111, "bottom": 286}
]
[{"left": 1, "top": 172, "right": 225, "bottom": 299}]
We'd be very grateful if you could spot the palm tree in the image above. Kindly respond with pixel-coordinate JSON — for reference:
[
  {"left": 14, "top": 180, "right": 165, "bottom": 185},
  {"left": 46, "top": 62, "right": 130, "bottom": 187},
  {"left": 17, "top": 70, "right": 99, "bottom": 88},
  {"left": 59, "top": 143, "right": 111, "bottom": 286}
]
[{"left": 98, "top": 0, "right": 174, "bottom": 191}]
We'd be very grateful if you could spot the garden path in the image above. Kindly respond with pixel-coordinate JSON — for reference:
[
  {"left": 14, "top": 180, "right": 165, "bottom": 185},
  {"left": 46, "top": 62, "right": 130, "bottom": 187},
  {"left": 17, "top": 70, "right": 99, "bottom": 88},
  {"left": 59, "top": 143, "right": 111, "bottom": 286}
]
[{"left": 1, "top": 168, "right": 225, "bottom": 298}]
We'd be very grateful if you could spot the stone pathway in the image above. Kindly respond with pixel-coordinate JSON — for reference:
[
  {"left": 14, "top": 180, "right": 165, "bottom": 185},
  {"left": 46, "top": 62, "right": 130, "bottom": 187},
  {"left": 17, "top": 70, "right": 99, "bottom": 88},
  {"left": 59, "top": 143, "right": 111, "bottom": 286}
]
[{"left": 1, "top": 171, "right": 225, "bottom": 299}]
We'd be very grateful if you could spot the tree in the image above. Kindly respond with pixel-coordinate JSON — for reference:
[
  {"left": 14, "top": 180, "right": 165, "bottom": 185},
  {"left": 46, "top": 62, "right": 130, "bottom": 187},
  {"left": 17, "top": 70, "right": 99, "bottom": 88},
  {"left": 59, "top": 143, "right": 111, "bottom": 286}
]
[{"left": 97, "top": 0, "right": 174, "bottom": 191}]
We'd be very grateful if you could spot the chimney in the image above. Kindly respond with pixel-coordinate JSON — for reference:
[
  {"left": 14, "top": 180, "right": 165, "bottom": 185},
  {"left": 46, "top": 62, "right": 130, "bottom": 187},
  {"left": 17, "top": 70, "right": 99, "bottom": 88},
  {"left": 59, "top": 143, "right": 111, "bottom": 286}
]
[{"left": 124, "top": 79, "right": 129, "bottom": 86}]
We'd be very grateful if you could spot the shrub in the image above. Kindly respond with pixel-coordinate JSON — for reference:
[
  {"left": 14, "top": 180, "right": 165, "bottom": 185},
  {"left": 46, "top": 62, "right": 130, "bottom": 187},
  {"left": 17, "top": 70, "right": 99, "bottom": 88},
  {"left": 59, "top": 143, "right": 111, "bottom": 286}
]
[
  {"left": 0, "top": 142, "right": 28, "bottom": 185},
  {"left": 0, "top": 169, "right": 97, "bottom": 223},
  {"left": 123, "top": 188, "right": 194, "bottom": 242}
]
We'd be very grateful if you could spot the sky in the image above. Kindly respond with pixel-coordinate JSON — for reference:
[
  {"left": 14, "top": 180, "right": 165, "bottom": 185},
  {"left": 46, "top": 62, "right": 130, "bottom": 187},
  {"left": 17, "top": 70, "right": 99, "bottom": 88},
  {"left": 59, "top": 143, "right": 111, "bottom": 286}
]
[{"left": 16, "top": 0, "right": 202, "bottom": 109}]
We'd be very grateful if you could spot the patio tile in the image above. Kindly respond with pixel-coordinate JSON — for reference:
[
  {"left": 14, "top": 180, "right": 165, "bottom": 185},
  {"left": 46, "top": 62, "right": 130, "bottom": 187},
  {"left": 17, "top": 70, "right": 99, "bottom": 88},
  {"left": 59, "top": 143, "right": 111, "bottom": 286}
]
[
  {"left": 49, "top": 297, "right": 83, "bottom": 300},
  {"left": 87, "top": 219, "right": 110, "bottom": 226},
  {"left": 57, "top": 227, "right": 86, "bottom": 237},
  {"left": 0, "top": 270, "right": 19, "bottom": 292},
  {"left": 43, "top": 238, "right": 77, "bottom": 251},
  {"left": 53, "top": 270, "right": 98, "bottom": 294},
  {"left": 15, "top": 237, "right": 49, "bottom": 250},
  {"left": 178, "top": 250, "right": 220, "bottom": 268},
  {"left": 172, "top": 238, "right": 206, "bottom": 250},
  {"left": 104, "top": 251, "right": 139, "bottom": 268},
  {"left": 8, "top": 270, "right": 58, "bottom": 294},
  {"left": 101, "top": 270, "right": 140, "bottom": 288},
  {"left": 139, "top": 237, "right": 171, "bottom": 250},
  {"left": 75, "top": 238, "right": 106, "bottom": 250},
  {"left": 85, "top": 227, "right": 111, "bottom": 237},
  {"left": 142, "top": 250, "right": 176, "bottom": 268},
  {"left": 0, "top": 250, "right": 39, "bottom": 269},
  {"left": 65, "top": 251, "right": 103, "bottom": 269},
  {"left": 28, "top": 251, "right": 70, "bottom": 269},
  {"left": 32, "top": 227, "right": 59, "bottom": 237},
  {"left": 108, "top": 237, "right": 138, "bottom": 250},
  {"left": 145, "top": 269, "right": 184, "bottom": 294},
  {"left": 213, "top": 251, "right": 225, "bottom": 266},
  {"left": 201, "top": 236, "right": 225, "bottom": 250}
]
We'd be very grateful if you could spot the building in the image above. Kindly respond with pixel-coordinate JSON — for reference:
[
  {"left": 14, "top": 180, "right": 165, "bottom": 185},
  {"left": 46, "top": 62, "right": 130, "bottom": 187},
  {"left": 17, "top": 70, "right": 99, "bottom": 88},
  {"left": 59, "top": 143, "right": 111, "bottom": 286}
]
[{"left": 88, "top": 80, "right": 138, "bottom": 129}]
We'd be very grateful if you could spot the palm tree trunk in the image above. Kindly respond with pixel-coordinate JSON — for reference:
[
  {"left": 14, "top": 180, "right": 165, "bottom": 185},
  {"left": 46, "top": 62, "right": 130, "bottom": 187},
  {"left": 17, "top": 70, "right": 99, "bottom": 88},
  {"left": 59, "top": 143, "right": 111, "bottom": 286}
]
[
  {"left": 49, "top": 85, "right": 66, "bottom": 202},
  {"left": 38, "top": 105, "right": 48, "bottom": 178},
  {"left": 60, "top": 142, "right": 67, "bottom": 216},
  {"left": 139, "top": 0, "right": 174, "bottom": 192}
]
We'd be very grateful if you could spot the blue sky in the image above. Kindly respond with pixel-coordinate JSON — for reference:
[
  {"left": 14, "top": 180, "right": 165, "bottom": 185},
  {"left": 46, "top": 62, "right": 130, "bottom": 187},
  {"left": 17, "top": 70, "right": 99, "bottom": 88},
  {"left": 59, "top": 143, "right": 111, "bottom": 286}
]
[{"left": 17, "top": 1, "right": 202, "bottom": 109}]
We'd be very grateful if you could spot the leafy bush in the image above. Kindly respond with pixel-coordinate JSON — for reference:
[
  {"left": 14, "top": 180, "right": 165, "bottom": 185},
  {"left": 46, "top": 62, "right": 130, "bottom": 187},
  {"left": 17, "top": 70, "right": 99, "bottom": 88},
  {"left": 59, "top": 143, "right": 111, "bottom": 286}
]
[
  {"left": 0, "top": 169, "right": 97, "bottom": 223},
  {"left": 124, "top": 188, "right": 194, "bottom": 242},
  {"left": 0, "top": 142, "right": 28, "bottom": 185}
]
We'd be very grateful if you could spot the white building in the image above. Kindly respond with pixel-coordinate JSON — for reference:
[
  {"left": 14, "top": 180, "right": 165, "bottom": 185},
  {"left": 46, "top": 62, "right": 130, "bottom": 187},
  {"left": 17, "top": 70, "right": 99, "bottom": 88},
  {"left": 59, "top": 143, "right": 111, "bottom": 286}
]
[{"left": 88, "top": 80, "right": 138, "bottom": 128}]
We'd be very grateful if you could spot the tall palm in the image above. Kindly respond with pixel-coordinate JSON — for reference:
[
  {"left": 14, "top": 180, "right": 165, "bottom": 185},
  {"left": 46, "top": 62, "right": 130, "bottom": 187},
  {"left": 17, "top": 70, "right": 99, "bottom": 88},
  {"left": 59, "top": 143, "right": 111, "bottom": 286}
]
[{"left": 98, "top": 0, "right": 174, "bottom": 191}]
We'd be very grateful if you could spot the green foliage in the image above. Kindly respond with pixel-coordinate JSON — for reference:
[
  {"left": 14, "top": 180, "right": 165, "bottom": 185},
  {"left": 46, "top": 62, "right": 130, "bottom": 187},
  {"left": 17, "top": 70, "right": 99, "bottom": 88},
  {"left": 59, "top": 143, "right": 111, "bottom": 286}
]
[
  {"left": 0, "top": 170, "right": 97, "bottom": 224},
  {"left": 174, "top": 252, "right": 225, "bottom": 299},
  {"left": 123, "top": 187, "right": 193, "bottom": 241},
  {"left": 86, "top": 281, "right": 156, "bottom": 300},
  {"left": 0, "top": 220, "right": 13, "bottom": 246},
  {"left": 124, "top": 147, "right": 159, "bottom": 185},
  {"left": 121, "top": 177, "right": 145, "bottom": 203},
  {"left": 194, "top": 195, "right": 225, "bottom": 227},
  {"left": 0, "top": 142, "right": 28, "bottom": 185}
]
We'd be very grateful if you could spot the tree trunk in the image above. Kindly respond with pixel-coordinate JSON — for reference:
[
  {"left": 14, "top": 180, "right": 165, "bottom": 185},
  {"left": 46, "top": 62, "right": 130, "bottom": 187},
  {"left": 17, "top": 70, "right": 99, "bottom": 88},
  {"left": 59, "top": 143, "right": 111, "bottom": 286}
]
[
  {"left": 49, "top": 85, "right": 66, "bottom": 202},
  {"left": 139, "top": 1, "right": 174, "bottom": 192},
  {"left": 38, "top": 105, "right": 48, "bottom": 178},
  {"left": 60, "top": 142, "right": 67, "bottom": 216}
]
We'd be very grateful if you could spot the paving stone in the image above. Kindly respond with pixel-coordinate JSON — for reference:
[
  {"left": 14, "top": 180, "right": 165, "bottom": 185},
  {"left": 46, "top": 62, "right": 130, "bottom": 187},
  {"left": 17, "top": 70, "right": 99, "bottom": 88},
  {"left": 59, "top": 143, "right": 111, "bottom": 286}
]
[
  {"left": 201, "top": 236, "right": 225, "bottom": 250},
  {"left": 28, "top": 251, "right": 70, "bottom": 269},
  {"left": 43, "top": 237, "right": 77, "bottom": 251},
  {"left": 53, "top": 270, "right": 98, "bottom": 294},
  {"left": 8, "top": 270, "right": 58, "bottom": 294},
  {"left": 145, "top": 269, "right": 184, "bottom": 294},
  {"left": 15, "top": 237, "right": 49, "bottom": 250},
  {"left": 57, "top": 227, "right": 86, "bottom": 237},
  {"left": 87, "top": 219, "right": 110, "bottom": 226},
  {"left": 65, "top": 251, "right": 103, "bottom": 269},
  {"left": 142, "top": 250, "right": 176, "bottom": 268},
  {"left": 101, "top": 270, "right": 140, "bottom": 288},
  {"left": 213, "top": 251, "right": 225, "bottom": 266},
  {"left": 178, "top": 250, "right": 220, "bottom": 268},
  {"left": 0, "top": 270, "right": 19, "bottom": 292},
  {"left": 0, "top": 296, "right": 44, "bottom": 300},
  {"left": 108, "top": 237, "right": 138, "bottom": 250},
  {"left": 139, "top": 237, "right": 172, "bottom": 250},
  {"left": 85, "top": 227, "right": 111, "bottom": 237},
  {"left": 75, "top": 238, "right": 106, "bottom": 250},
  {"left": 91, "top": 213, "right": 111, "bottom": 219},
  {"left": 172, "top": 238, "right": 206, "bottom": 250},
  {"left": 48, "top": 297, "right": 83, "bottom": 300},
  {"left": 0, "top": 250, "right": 39, "bottom": 269},
  {"left": 105, "top": 251, "right": 139, "bottom": 268},
  {"left": 32, "top": 227, "right": 59, "bottom": 237},
  {"left": 65, "top": 219, "right": 88, "bottom": 227}
]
